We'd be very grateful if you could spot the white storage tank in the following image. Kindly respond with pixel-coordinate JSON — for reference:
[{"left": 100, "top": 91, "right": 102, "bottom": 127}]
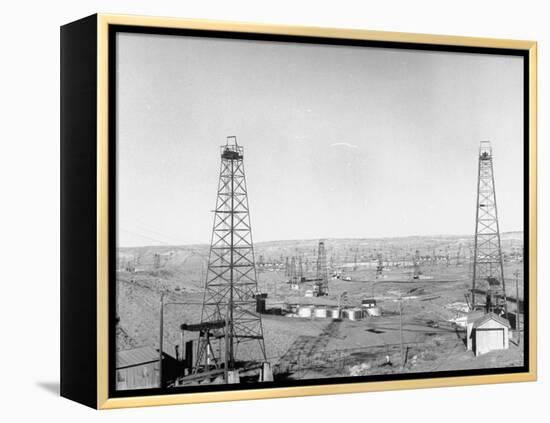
[
  {"left": 298, "top": 306, "right": 313, "bottom": 318},
  {"left": 314, "top": 307, "right": 328, "bottom": 318},
  {"left": 366, "top": 307, "right": 381, "bottom": 317},
  {"left": 347, "top": 308, "right": 363, "bottom": 321},
  {"left": 330, "top": 308, "right": 341, "bottom": 319}
]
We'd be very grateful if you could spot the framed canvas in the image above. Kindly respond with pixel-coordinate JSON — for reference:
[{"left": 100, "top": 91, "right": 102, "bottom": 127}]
[{"left": 60, "top": 14, "right": 537, "bottom": 409}]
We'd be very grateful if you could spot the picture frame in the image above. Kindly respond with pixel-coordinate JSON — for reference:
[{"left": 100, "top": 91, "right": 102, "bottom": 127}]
[{"left": 60, "top": 13, "right": 537, "bottom": 409}]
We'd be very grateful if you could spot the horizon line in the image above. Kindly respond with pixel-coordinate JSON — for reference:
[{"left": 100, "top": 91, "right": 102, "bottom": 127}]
[{"left": 117, "top": 229, "right": 524, "bottom": 249}]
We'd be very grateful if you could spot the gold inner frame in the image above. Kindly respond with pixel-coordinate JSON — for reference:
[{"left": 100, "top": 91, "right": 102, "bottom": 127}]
[{"left": 96, "top": 13, "right": 537, "bottom": 409}]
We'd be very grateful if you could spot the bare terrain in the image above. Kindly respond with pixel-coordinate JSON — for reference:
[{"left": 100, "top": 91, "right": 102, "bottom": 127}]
[{"left": 116, "top": 231, "right": 524, "bottom": 380}]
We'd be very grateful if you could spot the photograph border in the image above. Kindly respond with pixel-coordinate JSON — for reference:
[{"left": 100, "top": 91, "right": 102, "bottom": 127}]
[{"left": 95, "top": 13, "right": 537, "bottom": 409}]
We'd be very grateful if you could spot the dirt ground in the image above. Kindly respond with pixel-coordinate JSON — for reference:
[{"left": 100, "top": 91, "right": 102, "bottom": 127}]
[{"left": 116, "top": 233, "right": 524, "bottom": 381}]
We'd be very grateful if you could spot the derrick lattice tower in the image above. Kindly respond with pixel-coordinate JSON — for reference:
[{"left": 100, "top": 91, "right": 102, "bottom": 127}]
[
  {"left": 196, "top": 136, "right": 266, "bottom": 372},
  {"left": 314, "top": 240, "right": 329, "bottom": 296},
  {"left": 471, "top": 141, "right": 508, "bottom": 315},
  {"left": 413, "top": 250, "right": 422, "bottom": 279}
]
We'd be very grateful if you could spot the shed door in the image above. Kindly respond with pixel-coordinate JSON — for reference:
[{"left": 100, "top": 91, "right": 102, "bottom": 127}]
[{"left": 481, "top": 328, "right": 504, "bottom": 354}]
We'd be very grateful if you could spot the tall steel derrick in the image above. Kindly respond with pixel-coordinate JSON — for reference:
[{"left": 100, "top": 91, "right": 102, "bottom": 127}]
[
  {"left": 314, "top": 240, "right": 329, "bottom": 296},
  {"left": 471, "top": 141, "right": 508, "bottom": 315},
  {"left": 196, "top": 136, "right": 266, "bottom": 372}
]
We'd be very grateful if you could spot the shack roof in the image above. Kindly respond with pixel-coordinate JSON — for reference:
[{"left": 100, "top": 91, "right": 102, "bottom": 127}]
[
  {"left": 466, "top": 310, "right": 485, "bottom": 324},
  {"left": 116, "top": 346, "right": 160, "bottom": 369},
  {"left": 473, "top": 312, "right": 511, "bottom": 329}
]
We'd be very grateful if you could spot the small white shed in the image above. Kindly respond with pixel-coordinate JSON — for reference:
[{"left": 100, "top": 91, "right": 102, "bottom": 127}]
[
  {"left": 468, "top": 313, "right": 511, "bottom": 356},
  {"left": 465, "top": 311, "right": 485, "bottom": 351}
]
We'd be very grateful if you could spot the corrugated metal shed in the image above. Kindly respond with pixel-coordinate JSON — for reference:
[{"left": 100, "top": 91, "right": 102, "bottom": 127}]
[{"left": 117, "top": 346, "right": 159, "bottom": 369}]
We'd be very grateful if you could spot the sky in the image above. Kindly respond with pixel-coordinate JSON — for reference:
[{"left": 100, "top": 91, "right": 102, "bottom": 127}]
[{"left": 116, "top": 32, "right": 524, "bottom": 247}]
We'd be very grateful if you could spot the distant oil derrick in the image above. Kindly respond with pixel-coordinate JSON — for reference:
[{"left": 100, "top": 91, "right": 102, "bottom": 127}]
[
  {"left": 376, "top": 252, "right": 384, "bottom": 278},
  {"left": 285, "top": 257, "right": 290, "bottom": 277},
  {"left": 153, "top": 253, "right": 161, "bottom": 270},
  {"left": 456, "top": 243, "right": 463, "bottom": 265},
  {"left": 413, "top": 250, "right": 422, "bottom": 279},
  {"left": 298, "top": 256, "right": 304, "bottom": 280},
  {"left": 314, "top": 240, "right": 329, "bottom": 296},
  {"left": 289, "top": 256, "right": 297, "bottom": 284},
  {"left": 196, "top": 136, "right": 266, "bottom": 373},
  {"left": 471, "top": 141, "right": 508, "bottom": 315}
]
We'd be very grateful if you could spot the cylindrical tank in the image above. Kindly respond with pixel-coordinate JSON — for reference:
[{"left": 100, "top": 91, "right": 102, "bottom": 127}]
[
  {"left": 347, "top": 308, "right": 362, "bottom": 321},
  {"left": 367, "top": 307, "right": 381, "bottom": 317},
  {"left": 314, "top": 307, "right": 327, "bottom": 318},
  {"left": 298, "top": 306, "right": 313, "bottom": 318},
  {"left": 330, "top": 308, "right": 341, "bottom": 319}
]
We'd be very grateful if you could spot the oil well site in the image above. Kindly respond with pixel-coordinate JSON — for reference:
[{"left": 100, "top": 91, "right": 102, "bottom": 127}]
[{"left": 114, "top": 137, "right": 524, "bottom": 391}]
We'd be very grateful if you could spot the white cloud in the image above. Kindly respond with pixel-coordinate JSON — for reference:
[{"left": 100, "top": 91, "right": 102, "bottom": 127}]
[{"left": 330, "top": 142, "right": 359, "bottom": 149}]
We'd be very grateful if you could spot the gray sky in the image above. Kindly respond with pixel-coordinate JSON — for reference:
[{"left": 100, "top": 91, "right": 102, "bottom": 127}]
[{"left": 116, "top": 33, "right": 524, "bottom": 247}]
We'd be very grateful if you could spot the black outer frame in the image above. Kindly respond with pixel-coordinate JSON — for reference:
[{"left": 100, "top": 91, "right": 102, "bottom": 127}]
[
  {"left": 60, "top": 15, "right": 531, "bottom": 408},
  {"left": 60, "top": 14, "right": 98, "bottom": 408}
]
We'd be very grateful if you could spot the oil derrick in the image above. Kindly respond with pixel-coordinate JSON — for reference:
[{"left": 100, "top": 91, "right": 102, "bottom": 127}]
[
  {"left": 126, "top": 258, "right": 135, "bottom": 273},
  {"left": 376, "top": 252, "right": 384, "bottom": 278},
  {"left": 472, "top": 141, "right": 508, "bottom": 315},
  {"left": 196, "top": 136, "right": 266, "bottom": 373},
  {"left": 413, "top": 250, "right": 421, "bottom": 279},
  {"left": 298, "top": 256, "right": 304, "bottom": 281},
  {"left": 289, "top": 256, "right": 298, "bottom": 283},
  {"left": 314, "top": 240, "right": 329, "bottom": 296},
  {"left": 284, "top": 257, "right": 290, "bottom": 277},
  {"left": 153, "top": 253, "right": 161, "bottom": 270},
  {"left": 456, "top": 243, "right": 463, "bottom": 265}
]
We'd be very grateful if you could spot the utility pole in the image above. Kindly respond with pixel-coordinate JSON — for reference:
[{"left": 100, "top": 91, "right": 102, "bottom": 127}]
[
  {"left": 159, "top": 292, "right": 164, "bottom": 388},
  {"left": 399, "top": 298, "right": 404, "bottom": 369},
  {"left": 514, "top": 270, "right": 520, "bottom": 340}
]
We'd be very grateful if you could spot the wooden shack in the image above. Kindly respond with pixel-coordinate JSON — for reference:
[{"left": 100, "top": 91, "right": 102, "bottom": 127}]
[
  {"left": 116, "top": 346, "right": 161, "bottom": 390},
  {"left": 467, "top": 313, "right": 511, "bottom": 356}
]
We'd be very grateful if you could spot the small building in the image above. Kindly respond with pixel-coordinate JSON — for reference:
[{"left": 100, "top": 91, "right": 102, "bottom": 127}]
[
  {"left": 465, "top": 310, "right": 485, "bottom": 343},
  {"left": 467, "top": 312, "right": 511, "bottom": 356},
  {"left": 116, "top": 346, "right": 161, "bottom": 390},
  {"left": 255, "top": 293, "right": 268, "bottom": 313},
  {"left": 361, "top": 299, "right": 377, "bottom": 309},
  {"left": 366, "top": 306, "right": 381, "bottom": 317}
]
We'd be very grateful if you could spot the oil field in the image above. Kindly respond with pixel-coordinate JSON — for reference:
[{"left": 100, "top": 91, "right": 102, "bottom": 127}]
[{"left": 115, "top": 138, "right": 525, "bottom": 390}]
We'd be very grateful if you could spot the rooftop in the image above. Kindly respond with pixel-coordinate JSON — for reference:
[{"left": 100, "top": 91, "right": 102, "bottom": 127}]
[
  {"left": 116, "top": 346, "right": 160, "bottom": 369},
  {"left": 473, "top": 312, "right": 511, "bottom": 329}
]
